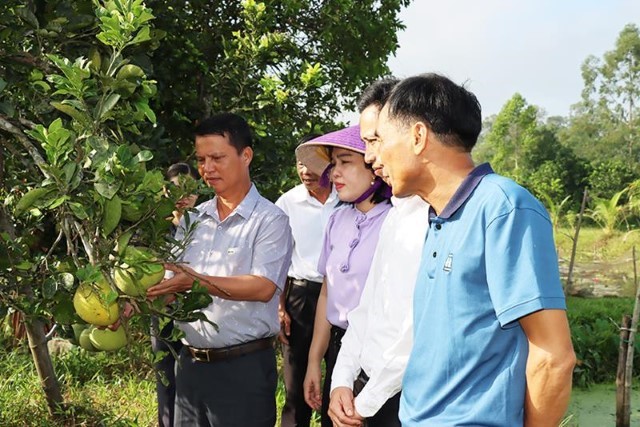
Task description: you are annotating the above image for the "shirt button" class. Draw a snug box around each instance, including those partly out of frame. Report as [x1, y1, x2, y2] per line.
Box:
[435, 224, 442, 230]
[217, 225, 222, 230]
[339, 264, 349, 273]
[432, 252, 437, 258]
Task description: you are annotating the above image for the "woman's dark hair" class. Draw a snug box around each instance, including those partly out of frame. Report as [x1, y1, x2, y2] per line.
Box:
[365, 163, 391, 205]
[166, 162, 200, 180]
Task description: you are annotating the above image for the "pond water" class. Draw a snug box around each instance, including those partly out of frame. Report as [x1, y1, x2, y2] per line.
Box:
[567, 383, 640, 426]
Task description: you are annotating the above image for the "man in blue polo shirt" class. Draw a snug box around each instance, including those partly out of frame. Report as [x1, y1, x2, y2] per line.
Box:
[374, 73, 576, 426]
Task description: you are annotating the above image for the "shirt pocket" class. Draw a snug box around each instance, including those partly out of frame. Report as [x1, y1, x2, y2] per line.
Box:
[222, 244, 253, 275]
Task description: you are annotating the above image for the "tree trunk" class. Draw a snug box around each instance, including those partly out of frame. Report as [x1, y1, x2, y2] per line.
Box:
[616, 314, 631, 427]
[24, 313, 64, 416]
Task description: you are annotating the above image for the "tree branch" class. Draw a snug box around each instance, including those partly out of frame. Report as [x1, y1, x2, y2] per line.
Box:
[0, 115, 49, 179]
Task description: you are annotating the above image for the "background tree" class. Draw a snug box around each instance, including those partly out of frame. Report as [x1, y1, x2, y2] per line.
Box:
[143, 0, 411, 199]
[562, 24, 640, 165]
[475, 93, 589, 210]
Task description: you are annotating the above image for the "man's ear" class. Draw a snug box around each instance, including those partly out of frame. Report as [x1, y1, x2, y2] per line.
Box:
[242, 146, 253, 165]
[411, 122, 429, 155]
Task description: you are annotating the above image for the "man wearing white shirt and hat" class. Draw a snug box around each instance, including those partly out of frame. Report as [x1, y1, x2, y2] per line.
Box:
[277, 136, 340, 427]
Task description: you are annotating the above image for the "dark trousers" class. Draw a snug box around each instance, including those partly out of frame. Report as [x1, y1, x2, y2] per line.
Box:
[280, 278, 323, 427]
[174, 346, 277, 427]
[353, 371, 401, 427]
[321, 325, 346, 427]
[150, 318, 183, 427]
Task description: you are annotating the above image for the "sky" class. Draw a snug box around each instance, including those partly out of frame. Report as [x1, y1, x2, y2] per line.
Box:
[343, 0, 640, 123]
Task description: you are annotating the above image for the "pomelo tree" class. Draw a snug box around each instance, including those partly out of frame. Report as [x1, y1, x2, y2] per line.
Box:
[0, 0, 210, 416]
[0, 0, 410, 417]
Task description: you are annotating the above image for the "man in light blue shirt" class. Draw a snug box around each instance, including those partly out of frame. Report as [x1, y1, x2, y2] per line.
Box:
[375, 74, 576, 426]
[148, 113, 293, 427]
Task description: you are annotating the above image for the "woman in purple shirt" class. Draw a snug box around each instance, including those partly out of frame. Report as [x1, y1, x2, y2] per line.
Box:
[296, 125, 391, 427]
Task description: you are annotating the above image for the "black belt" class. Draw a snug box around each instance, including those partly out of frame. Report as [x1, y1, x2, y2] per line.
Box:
[187, 336, 275, 363]
[288, 277, 323, 292]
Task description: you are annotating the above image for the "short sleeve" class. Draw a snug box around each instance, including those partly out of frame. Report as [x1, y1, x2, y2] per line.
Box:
[485, 207, 566, 327]
[249, 213, 293, 290]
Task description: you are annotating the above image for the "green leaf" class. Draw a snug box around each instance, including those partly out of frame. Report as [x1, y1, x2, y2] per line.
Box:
[134, 150, 153, 163]
[130, 26, 151, 45]
[15, 260, 34, 271]
[43, 278, 58, 299]
[0, 78, 7, 93]
[15, 187, 55, 215]
[94, 181, 121, 199]
[51, 296, 77, 325]
[96, 93, 121, 120]
[32, 80, 50, 92]
[102, 194, 122, 236]
[117, 231, 134, 256]
[89, 48, 102, 72]
[68, 202, 89, 220]
[51, 101, 88, 124]
[63, 162, 77, 185]
[134, 100, 156, 124]
[47, 196, 68, 209]
[0, 101, 15, 117]
[75, 265, 101, 283]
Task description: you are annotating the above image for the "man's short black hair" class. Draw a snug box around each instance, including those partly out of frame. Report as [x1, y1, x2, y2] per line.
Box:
[357, 77, 400, 113]
[386, 73, 482, 152]
[194, 113, 253, 154]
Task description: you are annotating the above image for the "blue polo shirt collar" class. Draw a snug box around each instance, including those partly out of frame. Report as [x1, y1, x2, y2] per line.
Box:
[195, 183, 260, 222]
[437, 163, 494, 219]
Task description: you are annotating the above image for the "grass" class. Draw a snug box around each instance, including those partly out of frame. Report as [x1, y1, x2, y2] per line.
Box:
[555, 226, 640, 264]
[0, 343, 156, 426]
[0, 340, 322, 426]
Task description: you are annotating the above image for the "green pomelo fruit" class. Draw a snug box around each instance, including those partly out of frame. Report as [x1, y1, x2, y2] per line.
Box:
[71, 323, 89, 343]
[73, 278, 120, 326]
[78, 327, 97, 351]
[90, 325, 127, 351]
[113, 247, 164, 296]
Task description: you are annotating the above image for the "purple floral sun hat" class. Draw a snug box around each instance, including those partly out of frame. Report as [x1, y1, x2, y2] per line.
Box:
[295, 125, 391, 201]
[295, 125, 364, 177]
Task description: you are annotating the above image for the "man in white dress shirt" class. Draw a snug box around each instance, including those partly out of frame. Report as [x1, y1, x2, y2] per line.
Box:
[328, 79, 430, 427]
[277, 137, 340, 427]
[147, 113, 293, 427]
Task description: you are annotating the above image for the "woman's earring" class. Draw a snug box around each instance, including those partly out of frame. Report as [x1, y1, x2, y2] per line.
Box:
[370, 179, 376, 186]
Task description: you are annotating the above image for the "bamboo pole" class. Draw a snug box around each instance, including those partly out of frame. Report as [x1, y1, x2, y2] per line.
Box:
[622, 246, 640, 426]
[566, 188, 588, 294]
[617, 314, 631, 427]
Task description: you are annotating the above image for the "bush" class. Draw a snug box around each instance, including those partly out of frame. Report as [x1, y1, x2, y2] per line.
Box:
[567, 296, 640, 387]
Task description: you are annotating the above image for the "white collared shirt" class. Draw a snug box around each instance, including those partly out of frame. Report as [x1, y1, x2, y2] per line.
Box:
[330, 195, 430, 417]
[276, 184, 339, 283]
[173, 184, 293, 348]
